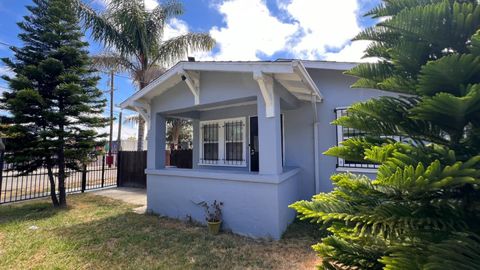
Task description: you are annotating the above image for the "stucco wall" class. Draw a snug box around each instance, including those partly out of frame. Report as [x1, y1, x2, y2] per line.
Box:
[147, 67, 395, 199]
[146, 168, 301, 239]
[280, 69, 396, 198]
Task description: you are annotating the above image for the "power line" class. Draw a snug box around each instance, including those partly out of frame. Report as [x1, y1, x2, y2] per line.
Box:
[0, 41, 144, 83]
[0, 41, 15, 48]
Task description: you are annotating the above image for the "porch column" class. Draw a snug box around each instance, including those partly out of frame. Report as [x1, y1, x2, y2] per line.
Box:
[191, 119, 200, 169]
[147, 113, 166, 169]
[257, 92, 283, 175]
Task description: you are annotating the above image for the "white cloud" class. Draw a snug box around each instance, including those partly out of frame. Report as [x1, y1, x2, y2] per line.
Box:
[281, 0, 361, 59]
[97, 0, 373, 63]
[207, 0, 298, 60]
[195, 0, 370, 62]
[0, 66, 14, 78]
[163, 18, 189, 40]
[144, 0, 159, 10]
[323, 40, 374, 63]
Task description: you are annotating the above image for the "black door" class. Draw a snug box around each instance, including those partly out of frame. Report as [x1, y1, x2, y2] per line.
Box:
[249, 116, 259, 172]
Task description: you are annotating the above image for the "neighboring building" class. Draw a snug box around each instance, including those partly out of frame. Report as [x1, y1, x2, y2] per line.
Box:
[120, 60, 394, 239]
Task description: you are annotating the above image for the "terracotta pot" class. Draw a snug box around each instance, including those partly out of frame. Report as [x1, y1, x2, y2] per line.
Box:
[207, 221, 222, 234]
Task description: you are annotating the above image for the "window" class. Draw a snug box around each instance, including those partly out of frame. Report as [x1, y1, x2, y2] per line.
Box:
[335, 108, 378, 170]
[335, 108, 404, 171]
[202, 123, 219, 162]
[199, 117, 246, 166]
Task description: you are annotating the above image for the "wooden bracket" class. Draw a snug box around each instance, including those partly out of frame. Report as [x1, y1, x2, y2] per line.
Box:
[179, 70, 200, 105]
[253, 70, 275, 117]
[132, 101, 151, 132]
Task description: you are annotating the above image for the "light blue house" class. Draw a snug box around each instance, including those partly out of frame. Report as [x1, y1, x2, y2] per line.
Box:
[120, 60, 391, 239]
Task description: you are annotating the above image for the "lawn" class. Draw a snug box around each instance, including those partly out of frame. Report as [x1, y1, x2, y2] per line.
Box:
[0, 193, 321, 269]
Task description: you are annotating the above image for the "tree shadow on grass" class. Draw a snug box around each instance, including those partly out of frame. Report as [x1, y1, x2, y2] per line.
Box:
[56, 212, 319, 269]
[0, 200, 64, 225]
[282, 218, 330, 240]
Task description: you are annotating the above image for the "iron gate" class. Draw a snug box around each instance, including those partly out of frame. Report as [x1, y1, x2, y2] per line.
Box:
[0, 153, 118, 204]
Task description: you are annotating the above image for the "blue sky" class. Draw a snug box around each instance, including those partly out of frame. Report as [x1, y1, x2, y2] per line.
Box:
[0, 0, 380, 139]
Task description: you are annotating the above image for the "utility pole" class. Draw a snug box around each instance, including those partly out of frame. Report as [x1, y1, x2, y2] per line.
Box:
[107, 71, 114, 168]
[116, 110, 123, 152]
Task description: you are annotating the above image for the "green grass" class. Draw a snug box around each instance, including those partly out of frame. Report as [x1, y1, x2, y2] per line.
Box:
[0, 193, 321, 269]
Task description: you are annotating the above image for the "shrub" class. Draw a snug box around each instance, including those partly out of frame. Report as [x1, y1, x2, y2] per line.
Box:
[290, 1, 480, 269]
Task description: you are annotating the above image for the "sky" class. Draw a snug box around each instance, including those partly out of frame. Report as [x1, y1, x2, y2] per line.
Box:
[0, 0, 381, 140]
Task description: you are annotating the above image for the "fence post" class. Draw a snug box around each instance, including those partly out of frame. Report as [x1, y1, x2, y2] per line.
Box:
[0, 151, 4, 199]
[101, 155, 105, 188]
[81, 164, 87, 192]
[116, 151, 121, 187]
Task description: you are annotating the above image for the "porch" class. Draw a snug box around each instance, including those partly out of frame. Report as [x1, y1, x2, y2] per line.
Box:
[146, 95, 304, 239]
[121, 60, 323, 239]
[146, 167, 301, 239]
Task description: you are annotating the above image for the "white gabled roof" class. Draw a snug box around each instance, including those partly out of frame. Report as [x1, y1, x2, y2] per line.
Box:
[120, 60, 357, 110]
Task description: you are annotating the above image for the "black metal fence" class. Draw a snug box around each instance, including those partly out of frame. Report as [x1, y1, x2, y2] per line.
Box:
[0, 153, 117, 204]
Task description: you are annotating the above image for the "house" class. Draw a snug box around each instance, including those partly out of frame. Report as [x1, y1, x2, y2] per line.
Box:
[120, 60, 392, 239]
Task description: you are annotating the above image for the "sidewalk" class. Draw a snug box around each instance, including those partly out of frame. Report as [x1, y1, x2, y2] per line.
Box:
[92, 187, 146, 214]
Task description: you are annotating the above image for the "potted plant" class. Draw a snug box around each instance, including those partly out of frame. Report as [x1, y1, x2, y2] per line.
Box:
[200, 200, 224, 234]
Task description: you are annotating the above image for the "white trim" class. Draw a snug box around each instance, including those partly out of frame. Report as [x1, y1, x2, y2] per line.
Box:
[119, 60, 332, 111]
[198, 101, 256, 112]
[336, 167, 378, 174]
[302, 61, 357, 71]
[199, 117, 247, 167]
[145, 167, 302, 184]
[336, 108, 346, 167]
[292, 60, 323, 102]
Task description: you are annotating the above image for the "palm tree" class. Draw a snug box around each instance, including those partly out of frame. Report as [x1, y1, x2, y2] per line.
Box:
[77, 0, 215, 150]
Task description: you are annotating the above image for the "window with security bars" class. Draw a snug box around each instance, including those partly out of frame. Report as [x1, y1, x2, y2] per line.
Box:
[202, 123, 219, 163]
[199, 118, 246, 166]
[335, 108, 405, 170]
[224, 120, 244, 165]
[335, 108, 379, 170]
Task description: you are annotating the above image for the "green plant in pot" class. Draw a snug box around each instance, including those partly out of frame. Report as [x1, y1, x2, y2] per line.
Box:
[200, 200, 224, 234]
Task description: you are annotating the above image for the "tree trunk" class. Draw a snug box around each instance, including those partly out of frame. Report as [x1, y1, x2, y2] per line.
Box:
[137, 117, 145, 151]
[58, 100, 67, 207]
[46, 164, 60, 207]
[137, 79, 147, 151]
[172, 120, 180, 149]
[57, 150, 67, 207]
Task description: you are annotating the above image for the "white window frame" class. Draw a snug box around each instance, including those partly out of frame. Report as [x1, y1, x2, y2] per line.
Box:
[335, 107, 379, 173]
[199, 117, 247, 167]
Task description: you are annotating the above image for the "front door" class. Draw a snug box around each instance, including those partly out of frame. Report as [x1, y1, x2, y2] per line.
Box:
[249, 116, 259, 172]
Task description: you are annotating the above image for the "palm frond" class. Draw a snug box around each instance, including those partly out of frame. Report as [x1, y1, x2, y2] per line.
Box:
[148, 0, 184, 40]
[124, 114, 141, 125]
[133, 64, 166, 86]
[76, 1, 134, 54]
[153, 33, 215, 66]
[90, 52, 135, 73]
